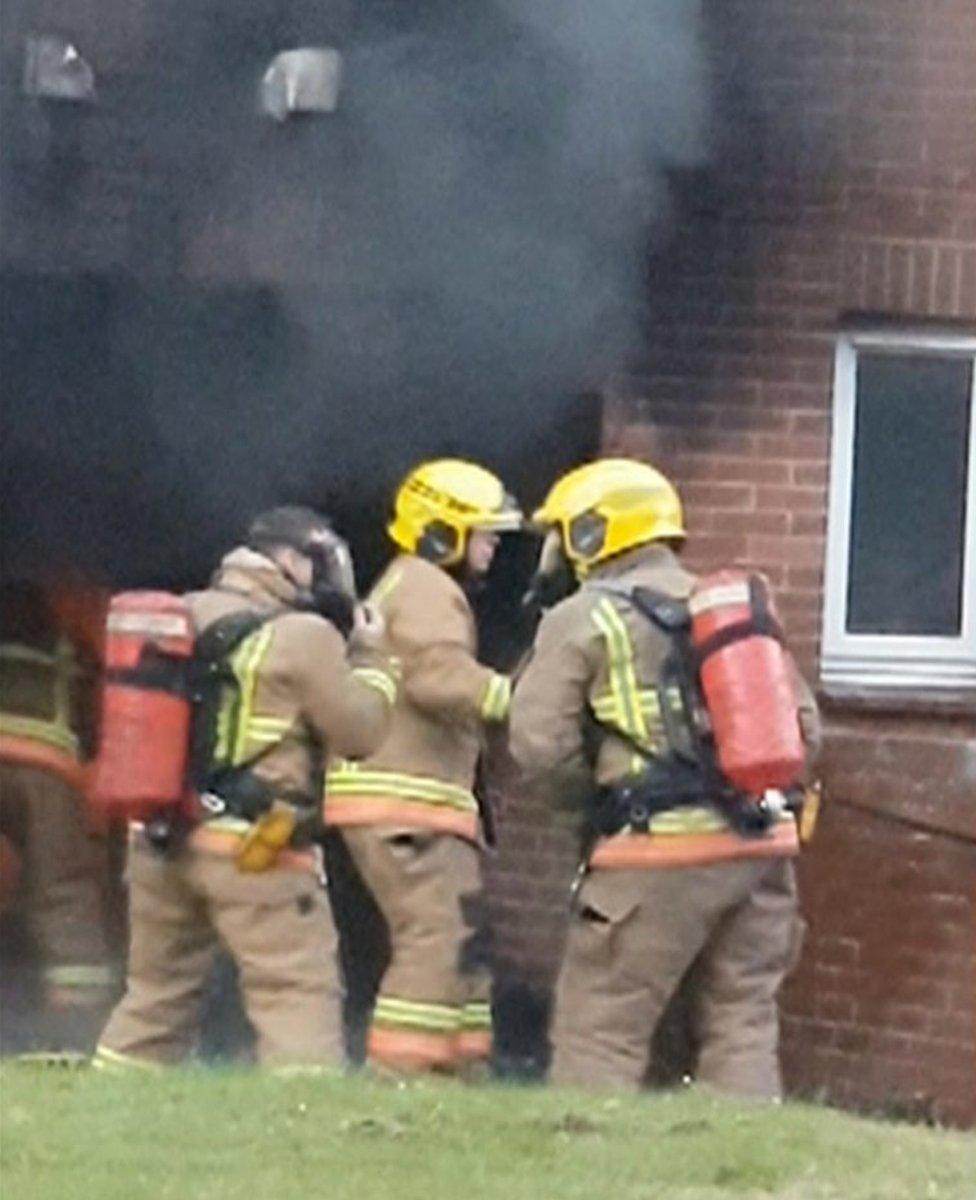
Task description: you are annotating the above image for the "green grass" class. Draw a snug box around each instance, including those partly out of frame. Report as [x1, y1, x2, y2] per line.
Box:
[1, 1065, 973, 1200]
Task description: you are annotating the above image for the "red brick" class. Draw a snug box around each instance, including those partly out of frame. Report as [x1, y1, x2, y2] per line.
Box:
[932, 246, 963, 315]
[789, 412, 831, 437]
[959, 249, 976, 317]
[747, 534, 825, 568]
[746, 510, 790, 535]
[677, 455, 790, 485]
[685, 534, 751, 565]
[681, 482, 755, 510]
[757, 434, 828, 461]
[790, 511, 828, 537]
[755, 485, 825, 512]
[759, 384, 831, 413]
[791, 463, 829, 487]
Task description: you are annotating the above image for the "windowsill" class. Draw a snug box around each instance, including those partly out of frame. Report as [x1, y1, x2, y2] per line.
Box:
[818, 684, 976, 716]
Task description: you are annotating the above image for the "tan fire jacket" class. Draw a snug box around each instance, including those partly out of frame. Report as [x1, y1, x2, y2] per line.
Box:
[510, 543, 821, 869]
[325, 554, 510, 841]
[179, 547, 399, 854]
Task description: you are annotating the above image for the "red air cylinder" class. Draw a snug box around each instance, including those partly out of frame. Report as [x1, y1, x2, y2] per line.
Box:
[689, 570, 804, 795]
[90, 592, 194, 820]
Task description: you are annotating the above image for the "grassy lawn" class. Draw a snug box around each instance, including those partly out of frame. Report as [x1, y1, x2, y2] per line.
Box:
[1, 1065, 973, 1200]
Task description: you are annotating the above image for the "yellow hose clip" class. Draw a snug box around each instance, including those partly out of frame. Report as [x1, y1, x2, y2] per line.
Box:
[235, 802, 297, 872]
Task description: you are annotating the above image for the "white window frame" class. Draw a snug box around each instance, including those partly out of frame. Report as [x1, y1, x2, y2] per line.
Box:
[821, 330, 976, 696]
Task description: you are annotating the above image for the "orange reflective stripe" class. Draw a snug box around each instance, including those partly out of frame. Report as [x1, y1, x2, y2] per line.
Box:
[325, 796, 479, 841]
[368, 1025, 456, 1073]
[454, 1029, 491, 1063]
[0, 735, 88, 791]
[589, 820, 799, 869]
[187, 826, 317, 872]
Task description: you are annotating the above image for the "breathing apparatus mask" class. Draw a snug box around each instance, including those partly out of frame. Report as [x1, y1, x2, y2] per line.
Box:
[297, 530, 357, 636]
[246, 506, 358, 636]
[521, 526, 575, 614]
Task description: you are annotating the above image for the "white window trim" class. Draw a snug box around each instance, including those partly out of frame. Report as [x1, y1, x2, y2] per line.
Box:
[821, 330, 976, 696]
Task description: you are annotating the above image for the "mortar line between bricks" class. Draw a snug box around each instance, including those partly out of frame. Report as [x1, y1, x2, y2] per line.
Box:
[830, 796, 976, 846]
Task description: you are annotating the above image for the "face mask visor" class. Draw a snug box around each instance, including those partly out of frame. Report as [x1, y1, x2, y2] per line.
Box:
[299, 529, 358, 636]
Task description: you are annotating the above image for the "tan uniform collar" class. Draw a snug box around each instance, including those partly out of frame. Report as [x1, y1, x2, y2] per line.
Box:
[587, 542, 689, 584]
[210, 546, 299, 611]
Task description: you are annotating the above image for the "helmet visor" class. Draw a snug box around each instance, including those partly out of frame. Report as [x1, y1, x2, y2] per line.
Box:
[471, 493, 523, 533]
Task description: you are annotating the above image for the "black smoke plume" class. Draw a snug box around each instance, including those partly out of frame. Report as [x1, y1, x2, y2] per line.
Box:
[1, 0, 708, 587]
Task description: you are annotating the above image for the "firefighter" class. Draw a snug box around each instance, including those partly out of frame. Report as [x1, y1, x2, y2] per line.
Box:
[509, 459, 821, 1098]
[93, 507, 399, 1071]
[0, 582, 114, 1052]
[325, 460, 522, 1074]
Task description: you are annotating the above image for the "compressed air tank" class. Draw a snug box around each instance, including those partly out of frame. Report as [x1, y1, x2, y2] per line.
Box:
[689, 570, 805, 795]
[90, 592, 194, 820]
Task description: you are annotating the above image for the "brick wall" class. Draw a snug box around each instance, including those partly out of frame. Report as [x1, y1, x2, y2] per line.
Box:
[782, 787, 976, 1127]
[491, 0, 976, 1122]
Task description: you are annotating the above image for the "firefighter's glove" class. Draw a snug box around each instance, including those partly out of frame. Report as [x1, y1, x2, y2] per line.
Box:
[235, 802, 298, 872]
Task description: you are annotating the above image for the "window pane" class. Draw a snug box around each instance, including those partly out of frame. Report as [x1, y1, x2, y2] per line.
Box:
[847, 353, 971, 636]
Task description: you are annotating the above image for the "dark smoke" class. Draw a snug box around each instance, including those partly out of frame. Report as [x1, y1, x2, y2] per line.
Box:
[1, 0, 708, 585]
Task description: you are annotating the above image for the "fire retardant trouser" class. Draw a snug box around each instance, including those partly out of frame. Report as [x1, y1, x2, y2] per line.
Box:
[95, 832, 342, 1070]
[0, 763, 113, 1045]
[550, 856, 803, 1096]
[340, 825, 490, 1072]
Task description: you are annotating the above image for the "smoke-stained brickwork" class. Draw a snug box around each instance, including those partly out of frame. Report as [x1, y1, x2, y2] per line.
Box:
[1, 0, 707, 583]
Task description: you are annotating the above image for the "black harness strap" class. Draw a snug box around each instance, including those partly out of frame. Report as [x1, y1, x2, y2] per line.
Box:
[585, 579, 780, 842]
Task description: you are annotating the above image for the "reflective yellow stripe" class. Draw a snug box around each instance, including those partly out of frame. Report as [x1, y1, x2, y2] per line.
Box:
[369, 567, 404, 610]
[245, 715, 293, 745]
[326, 764, 477, 812]
[480, 672, 510, 722]
[0, 714, 79, 757]
[374, 996, 461, 1033]
[644, 808, 795, 837]
[231, 625, 275, 763]
[0, 645, 59, 667]
[44, 963, 114, 989]
[592, 688, 661, 720]
[201, 815, 252, 836]
[460, 1001, 491, 1031]
[591, 599, 650, 760]
[213, 625, 277, 765]
[92, 1045, 163, 1072]
[0, 637, 80, 758]
[247, 716, 291, 731]
[649, 806, 727, 835]
[352, 667, 398, 706]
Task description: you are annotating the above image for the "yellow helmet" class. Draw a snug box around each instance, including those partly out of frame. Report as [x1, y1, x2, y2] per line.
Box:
[388, 458, 522, 566]
[532, 458, 684, 576]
